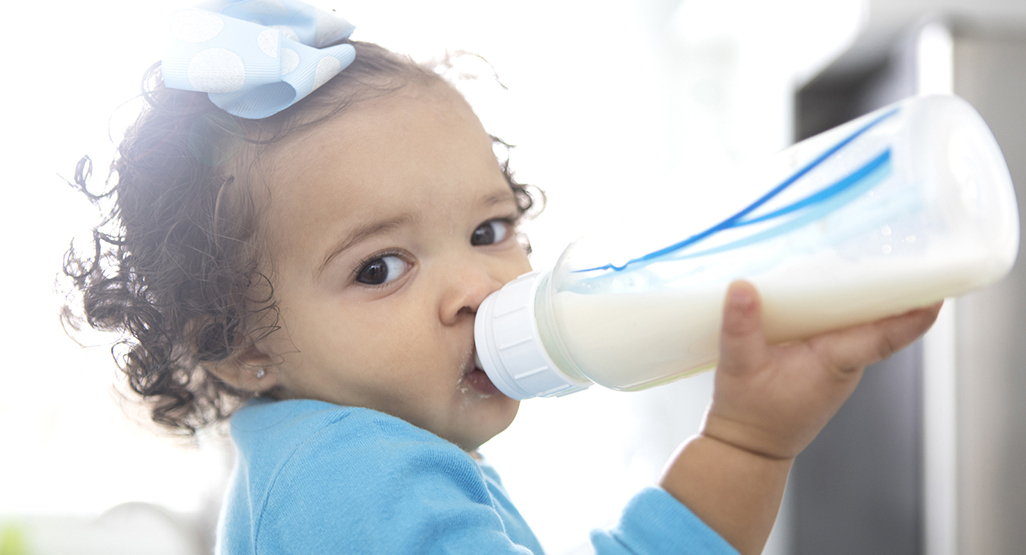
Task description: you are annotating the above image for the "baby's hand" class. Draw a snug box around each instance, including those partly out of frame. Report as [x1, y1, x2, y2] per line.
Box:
[659, 281, 940, 554]
[703, 280, 942, 460]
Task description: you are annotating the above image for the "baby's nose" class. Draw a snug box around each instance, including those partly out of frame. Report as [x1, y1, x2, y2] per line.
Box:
[439, 264, 505, 325]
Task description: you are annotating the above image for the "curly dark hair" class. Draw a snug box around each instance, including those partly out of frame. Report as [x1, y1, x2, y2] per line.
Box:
[63, 41, 541, 436]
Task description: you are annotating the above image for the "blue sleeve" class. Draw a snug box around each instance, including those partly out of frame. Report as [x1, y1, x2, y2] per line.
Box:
[253, 414, 537, 554]
[591, 488, 741, 555]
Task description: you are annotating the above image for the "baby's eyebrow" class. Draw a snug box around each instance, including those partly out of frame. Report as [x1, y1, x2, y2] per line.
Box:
[317, 214, 416, 276]
[481, 191, 517, 208]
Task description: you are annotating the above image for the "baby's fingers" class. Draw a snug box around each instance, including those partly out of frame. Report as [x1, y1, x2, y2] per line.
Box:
[808, 301, 943, 373]
[718, 281, 769, 376]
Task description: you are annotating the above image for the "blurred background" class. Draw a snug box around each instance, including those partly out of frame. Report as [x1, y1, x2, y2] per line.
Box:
[2, 0, 1024, 553]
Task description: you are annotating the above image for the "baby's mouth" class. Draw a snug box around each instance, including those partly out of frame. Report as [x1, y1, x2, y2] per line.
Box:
[461, 350, 501, 397]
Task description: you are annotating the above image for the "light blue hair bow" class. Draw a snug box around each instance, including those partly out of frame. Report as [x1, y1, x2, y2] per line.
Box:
[162, 0, 356, 119]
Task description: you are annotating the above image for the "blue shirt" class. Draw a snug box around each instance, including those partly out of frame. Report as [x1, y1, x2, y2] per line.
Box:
[216, 398, 739, 554]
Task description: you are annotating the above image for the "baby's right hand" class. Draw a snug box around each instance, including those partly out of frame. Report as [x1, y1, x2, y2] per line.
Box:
[703, 280, 941, 460]
[656, 281, 939, 553]
[658, 281, 940, 554]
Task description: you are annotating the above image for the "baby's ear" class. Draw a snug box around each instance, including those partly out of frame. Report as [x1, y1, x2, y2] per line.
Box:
[191, 314, 282, 393]
[204, 343, 281, 393]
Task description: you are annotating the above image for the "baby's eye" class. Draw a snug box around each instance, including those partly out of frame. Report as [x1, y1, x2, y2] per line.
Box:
[355, 255, 409, 286]
[471, 220, 511, 246]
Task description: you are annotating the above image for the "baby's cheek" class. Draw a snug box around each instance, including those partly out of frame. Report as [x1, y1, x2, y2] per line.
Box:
[351, 322, 432, 373]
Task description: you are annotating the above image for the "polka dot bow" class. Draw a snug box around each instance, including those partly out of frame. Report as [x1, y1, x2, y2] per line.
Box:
[162, 0, 356, 119]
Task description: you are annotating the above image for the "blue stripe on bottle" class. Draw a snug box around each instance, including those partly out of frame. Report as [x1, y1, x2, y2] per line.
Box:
[577, 107, 901, 274]
[668, 152, 892, 261]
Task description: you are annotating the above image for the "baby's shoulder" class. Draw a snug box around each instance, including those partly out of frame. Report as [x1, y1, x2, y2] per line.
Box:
[221, 400, 523, 552]
[227, 399, 493, 536]
[231, 398, 478, 484]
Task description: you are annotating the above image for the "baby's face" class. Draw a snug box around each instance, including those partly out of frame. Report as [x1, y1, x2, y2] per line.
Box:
[250, 82, 531, 451]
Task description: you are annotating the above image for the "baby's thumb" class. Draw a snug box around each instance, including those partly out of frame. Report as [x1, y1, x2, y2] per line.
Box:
[717, 281, 768, 374]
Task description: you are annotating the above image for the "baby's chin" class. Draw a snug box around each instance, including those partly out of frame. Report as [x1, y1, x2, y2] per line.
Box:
[446, 394, 520, 453]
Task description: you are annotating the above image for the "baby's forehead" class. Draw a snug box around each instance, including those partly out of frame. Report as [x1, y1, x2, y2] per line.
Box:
[261, 80, 471, 163]
[241, 79, 502, 256]
[304, 81, 481, 157]
[236, 80, 470, 189]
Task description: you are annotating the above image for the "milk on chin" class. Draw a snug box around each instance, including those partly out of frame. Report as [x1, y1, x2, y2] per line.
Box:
[550, 246, 996, 391]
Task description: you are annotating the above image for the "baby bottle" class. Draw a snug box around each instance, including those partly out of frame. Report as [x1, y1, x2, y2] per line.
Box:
[474, 94, 1019, 400]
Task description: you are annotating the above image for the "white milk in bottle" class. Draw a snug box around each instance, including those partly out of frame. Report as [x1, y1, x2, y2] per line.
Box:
[474, 95, 1019, 400]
